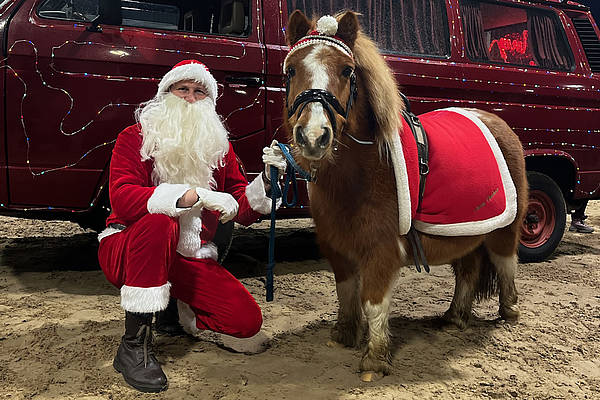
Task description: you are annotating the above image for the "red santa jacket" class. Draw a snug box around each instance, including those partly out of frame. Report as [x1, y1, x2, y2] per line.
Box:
[99, 124, 274, 260]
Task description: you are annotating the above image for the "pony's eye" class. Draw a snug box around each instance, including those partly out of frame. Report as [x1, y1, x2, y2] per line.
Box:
[342, 66, 353, 78]
[287, 66, 296, 77]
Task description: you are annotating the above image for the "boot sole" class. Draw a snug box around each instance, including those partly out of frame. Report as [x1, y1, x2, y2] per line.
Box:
[113, 358, 168, 393]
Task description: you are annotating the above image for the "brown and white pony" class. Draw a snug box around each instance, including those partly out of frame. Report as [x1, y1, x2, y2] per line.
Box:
[283, 10, 529, 380]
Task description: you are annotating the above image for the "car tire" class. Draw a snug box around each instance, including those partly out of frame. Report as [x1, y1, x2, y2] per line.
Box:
[518, 171, 566, 263]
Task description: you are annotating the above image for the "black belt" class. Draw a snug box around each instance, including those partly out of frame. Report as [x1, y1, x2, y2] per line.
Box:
[109, 223, 126, 231]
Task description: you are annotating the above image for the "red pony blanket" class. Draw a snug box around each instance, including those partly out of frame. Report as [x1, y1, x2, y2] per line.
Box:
[390, 107, 518, 236]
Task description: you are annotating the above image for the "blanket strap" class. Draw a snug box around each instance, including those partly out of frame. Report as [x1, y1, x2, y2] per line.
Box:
[400, 93, 430, 273]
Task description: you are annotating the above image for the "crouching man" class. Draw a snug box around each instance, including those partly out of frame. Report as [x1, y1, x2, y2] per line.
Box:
[97, 60, 286, 392]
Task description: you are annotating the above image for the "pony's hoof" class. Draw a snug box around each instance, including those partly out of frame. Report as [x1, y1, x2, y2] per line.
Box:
[330, 324, 359, 348]
[359, 356, 391, 376]
[360, 371, 384, 382]
[500, 304, 520, 321]
[326, 340, 345, 349]
[441, 310, 470, 330]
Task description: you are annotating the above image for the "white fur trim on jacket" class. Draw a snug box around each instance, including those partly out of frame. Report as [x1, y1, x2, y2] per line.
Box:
[176, 209, 202, 256]
[157, 63, 218, 104]
[175, 209, 219, 260]
[178, 300, 199, 334]
[245, 174, 281, 215]
[120, 282, 171, 313]
[147, 183, 191, 217]
[97, 226, 123, 242]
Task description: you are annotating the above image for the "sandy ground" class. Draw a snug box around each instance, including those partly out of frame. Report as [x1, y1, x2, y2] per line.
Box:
[1, 202, 599, 400]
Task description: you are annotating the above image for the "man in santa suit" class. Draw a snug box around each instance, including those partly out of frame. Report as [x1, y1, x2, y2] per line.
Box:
[97, 60, 286, 393]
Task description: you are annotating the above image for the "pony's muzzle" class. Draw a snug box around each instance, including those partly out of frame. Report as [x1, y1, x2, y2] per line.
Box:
[293, 125, 331, 159]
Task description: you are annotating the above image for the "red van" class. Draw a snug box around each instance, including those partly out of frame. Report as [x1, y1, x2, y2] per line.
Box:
[0, 0, 598, 261]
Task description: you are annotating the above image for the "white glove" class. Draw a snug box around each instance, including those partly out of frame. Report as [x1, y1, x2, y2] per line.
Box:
[262, 140, 287, 182]
[193, 187, 239, 223]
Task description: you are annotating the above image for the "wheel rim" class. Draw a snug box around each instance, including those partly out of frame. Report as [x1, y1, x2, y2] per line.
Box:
[521, 190, 556, 248]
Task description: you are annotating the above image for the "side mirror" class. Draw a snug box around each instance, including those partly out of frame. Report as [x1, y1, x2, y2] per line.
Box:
[87, 0, 122, 32]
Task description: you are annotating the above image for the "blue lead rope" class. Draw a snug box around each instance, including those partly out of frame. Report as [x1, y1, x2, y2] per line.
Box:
[265, 143, 312, 301]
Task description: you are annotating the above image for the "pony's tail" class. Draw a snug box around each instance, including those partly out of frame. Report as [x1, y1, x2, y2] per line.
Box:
[475, 248, 499, 301]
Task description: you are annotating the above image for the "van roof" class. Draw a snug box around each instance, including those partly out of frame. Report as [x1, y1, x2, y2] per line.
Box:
[521, 0, 589, 11]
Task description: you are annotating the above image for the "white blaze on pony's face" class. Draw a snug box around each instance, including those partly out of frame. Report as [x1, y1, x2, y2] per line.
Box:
[299, 44, 332, 157]
[285, 11, 360, 161]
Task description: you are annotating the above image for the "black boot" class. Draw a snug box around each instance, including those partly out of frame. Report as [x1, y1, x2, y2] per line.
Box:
[113, 312, 168, 393]
[155, 297, 186, 337]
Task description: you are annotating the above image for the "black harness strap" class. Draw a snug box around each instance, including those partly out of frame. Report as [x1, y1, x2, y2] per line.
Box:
[399, 92, 430, 273]
[286, 72, 357, 137]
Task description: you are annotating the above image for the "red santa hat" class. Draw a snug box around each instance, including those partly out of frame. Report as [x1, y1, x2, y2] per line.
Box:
[158, 60, 218, 103]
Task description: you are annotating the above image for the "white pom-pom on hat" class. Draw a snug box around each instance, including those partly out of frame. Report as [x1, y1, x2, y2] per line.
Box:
[316, 15, 338, 36]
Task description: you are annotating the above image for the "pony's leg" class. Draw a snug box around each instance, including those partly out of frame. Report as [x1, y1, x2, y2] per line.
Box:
[358, 242, 403, 376]
[320, 243, 362, 347]
[443, 247, 484, 330]
[485, 228, 520, 321]
[487, 250, 519, 320]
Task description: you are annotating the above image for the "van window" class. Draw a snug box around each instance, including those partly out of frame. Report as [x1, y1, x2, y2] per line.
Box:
[38, 0, 250, 36]
[460, 0, 573, 70]
[287, 0, 450, 57]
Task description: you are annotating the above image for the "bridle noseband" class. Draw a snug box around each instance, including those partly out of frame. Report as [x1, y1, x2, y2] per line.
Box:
[286, 71, 357, 136]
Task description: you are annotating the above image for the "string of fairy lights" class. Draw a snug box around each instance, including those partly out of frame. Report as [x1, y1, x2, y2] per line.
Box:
[1, 0, 598, 215]
[1, 6, 268, 212]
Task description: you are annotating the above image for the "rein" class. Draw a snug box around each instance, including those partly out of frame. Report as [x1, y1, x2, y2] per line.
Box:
[266, 143, 312, 301]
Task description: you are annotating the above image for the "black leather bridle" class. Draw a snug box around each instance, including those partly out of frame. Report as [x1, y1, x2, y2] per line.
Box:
[285, 71, 358, 135]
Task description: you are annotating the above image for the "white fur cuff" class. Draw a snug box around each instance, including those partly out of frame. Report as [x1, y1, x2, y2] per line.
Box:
[245, 174, 281, 215]
[120, 282, 171, 313]
[147, 183, 191, 216]
[177, 242, 218, 260]
[97, 226, 123, 242]
[178, 300, 199, 334]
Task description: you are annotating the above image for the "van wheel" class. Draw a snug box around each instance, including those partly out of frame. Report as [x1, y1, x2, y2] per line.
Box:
[518, 171, 566, 263]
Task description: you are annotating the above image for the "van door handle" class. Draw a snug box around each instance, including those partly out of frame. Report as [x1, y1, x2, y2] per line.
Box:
[225, 76, 263, 87]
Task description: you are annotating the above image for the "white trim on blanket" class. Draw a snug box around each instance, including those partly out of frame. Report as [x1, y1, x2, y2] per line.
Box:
[120, 282, 171, 313]
[412, 108, 518, 236]
[388, 127, 413, 236]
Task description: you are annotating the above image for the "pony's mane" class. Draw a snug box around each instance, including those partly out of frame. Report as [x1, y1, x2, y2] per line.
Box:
[352, 29, 404, 155]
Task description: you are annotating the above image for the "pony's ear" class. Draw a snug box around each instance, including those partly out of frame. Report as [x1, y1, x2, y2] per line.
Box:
[336, 11, 359, 49]
[287, 10, 312, 46]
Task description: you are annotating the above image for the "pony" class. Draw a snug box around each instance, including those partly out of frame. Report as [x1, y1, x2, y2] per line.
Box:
[282, 10, 529, 381]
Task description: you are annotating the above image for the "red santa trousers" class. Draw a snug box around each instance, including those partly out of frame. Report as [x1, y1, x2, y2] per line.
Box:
[98, 213, 262, 338]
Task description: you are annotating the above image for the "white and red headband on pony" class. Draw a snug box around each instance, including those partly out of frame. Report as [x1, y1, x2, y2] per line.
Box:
[158, 59, 219, 104]
[283, 15, 355, 73]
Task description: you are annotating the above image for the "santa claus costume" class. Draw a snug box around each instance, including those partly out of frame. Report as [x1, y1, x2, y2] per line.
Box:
[98, 60, 282, 392]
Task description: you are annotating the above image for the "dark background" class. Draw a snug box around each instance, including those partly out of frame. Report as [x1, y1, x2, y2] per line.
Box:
[576, 0, 600, 22]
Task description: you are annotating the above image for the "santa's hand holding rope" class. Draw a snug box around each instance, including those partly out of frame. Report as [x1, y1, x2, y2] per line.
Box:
[97, 60, 285, 393]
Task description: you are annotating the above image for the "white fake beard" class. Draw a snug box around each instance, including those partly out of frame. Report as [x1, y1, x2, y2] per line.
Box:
[137, 93, 230, 189]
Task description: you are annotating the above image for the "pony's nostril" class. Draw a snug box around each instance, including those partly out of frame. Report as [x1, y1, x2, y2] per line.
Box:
[295, 126, 307, 147]
[317, 127, 331, 149]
